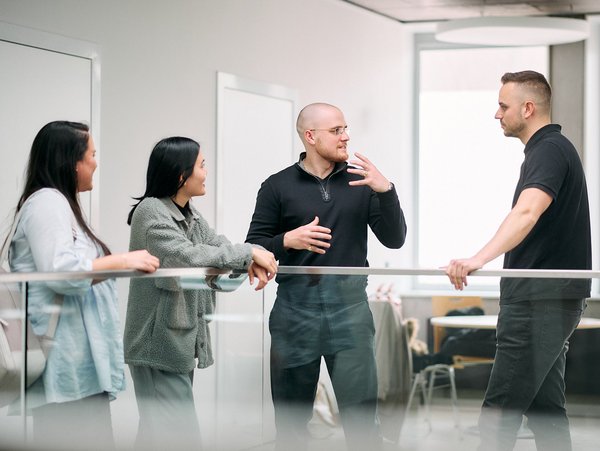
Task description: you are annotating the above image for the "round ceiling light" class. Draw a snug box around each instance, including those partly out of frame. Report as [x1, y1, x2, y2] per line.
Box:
[435, 16, 589, 46]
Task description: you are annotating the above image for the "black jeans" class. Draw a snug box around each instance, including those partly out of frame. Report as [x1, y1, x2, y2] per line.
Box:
[270, 346, 381, 451]
[478, 298, 585, 451]
[269, 278, 381, 451]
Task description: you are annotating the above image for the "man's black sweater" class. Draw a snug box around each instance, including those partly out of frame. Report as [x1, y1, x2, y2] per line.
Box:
[245, 155, 407, 271]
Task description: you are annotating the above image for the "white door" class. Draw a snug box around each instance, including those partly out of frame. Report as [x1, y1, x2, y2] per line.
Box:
[213, 72, 297, 449]
[0, 24, 99, 233]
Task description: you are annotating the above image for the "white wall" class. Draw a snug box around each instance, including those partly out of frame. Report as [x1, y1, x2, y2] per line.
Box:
[0, 0, 413, 269]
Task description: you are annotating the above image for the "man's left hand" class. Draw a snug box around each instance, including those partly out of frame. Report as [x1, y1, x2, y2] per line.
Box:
[347, 152, 391, 193]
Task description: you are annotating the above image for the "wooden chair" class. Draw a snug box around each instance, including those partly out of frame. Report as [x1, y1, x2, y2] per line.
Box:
[431, 296, 495, 366]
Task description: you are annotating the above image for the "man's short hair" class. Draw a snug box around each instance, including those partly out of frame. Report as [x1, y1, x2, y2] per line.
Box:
[501, 70, 552, 112]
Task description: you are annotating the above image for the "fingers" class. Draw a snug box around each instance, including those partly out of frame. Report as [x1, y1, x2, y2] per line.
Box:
[348, 152, 374, 172]
[447, 275, 466, 291]
[126, 250, 160, 273]
[352, 152, 371, 166]
[310, 232, 331, 244]
[261, 252, 277, 273]
[347, 172, 389, 192]
[346, 166, 369, 178]
[147, 254, 160, 270]
[248, 264, 269, 291]
[266, 259, 278, 274]
[303, 221, 332, 253]
[347, 153, 390, 193]
[143, 262, 159, 273]
[247, 266, 255, 285]
[445, 260, 471, 291]
[305, 240, 329, 254]
[348, 168, 371, 186]
[306, 233, 333, 250]
[256, 271, 268, 290]
[446, 273, 464, 290]
[284, 220, 333, 253]
[143, 252, 160, 272]
[304, 218, 331, 240]
[252, 249, 278, 275]
[255, 279, 267, 291]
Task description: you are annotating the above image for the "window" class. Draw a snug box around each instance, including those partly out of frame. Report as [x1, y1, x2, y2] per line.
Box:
[415, 39, 548, 290]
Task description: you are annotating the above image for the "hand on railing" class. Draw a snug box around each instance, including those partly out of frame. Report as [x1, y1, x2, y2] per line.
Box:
[443, 256, 484, 291]
[247, 262, 272, 291]
[121, 250, 160, 273]
[247, 248, 278, 290]
[92, 250, 160, 273]
[251, 248, 277, 275]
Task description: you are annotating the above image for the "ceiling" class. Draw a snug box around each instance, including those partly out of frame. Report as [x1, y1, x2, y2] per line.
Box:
[342, 0, 600, 23]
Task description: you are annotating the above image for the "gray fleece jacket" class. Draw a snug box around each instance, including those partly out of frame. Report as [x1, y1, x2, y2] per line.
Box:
[124, 197, 253, 373]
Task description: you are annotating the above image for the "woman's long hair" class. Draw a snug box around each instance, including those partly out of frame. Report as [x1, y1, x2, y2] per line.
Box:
[127, 137, 200, 225]
[10, 121, 110, 256]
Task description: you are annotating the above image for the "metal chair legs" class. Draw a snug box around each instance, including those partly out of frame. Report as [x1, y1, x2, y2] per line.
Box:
[405, 364, 462, 436]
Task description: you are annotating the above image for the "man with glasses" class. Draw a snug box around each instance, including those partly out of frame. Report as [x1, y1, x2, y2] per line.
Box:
[246, 102, 406, 450]
[445, 71, 591, 451]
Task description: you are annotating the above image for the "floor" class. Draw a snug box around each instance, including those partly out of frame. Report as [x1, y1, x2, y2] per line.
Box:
[248, 391, 600, 451]
[1, 390, 598, 450]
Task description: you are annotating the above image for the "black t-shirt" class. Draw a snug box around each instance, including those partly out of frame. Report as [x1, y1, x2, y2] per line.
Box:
[500, 124, 591, 303]
[171, 199, 191, 217]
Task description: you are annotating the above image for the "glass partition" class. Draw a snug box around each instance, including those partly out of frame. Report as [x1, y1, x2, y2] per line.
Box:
[414, 42, 549, 292]
[1, 268, 599, 450]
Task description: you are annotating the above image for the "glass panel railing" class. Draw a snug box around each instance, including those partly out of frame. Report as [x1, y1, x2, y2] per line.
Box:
[0, 278, 28, 449]
[1, 268, 600, 450]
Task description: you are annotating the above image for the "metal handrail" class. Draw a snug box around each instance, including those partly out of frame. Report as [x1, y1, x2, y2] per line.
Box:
[0, 266, 598, 283]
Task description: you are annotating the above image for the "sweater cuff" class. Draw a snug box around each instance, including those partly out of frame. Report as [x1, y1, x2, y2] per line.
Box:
[243, 243, 255, 268]
[273, 233, 287, 261]
[376, 184, 399, 205]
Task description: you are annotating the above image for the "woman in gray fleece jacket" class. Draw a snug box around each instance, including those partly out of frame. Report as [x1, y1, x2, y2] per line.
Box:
[124, 136, 276, 450]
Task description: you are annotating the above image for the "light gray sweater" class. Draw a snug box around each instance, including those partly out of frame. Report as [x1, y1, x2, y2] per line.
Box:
[124, 197, 253, 373]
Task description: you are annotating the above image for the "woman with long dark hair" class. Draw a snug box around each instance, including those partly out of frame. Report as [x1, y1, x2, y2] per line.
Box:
[124, 136, 277, 449]
[5, 121, 159, 449]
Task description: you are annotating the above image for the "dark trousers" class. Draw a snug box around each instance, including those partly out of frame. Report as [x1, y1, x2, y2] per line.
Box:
[32, 392, 114, 450]
[271, 346, 382, 451]
[478, 299, 585, 451]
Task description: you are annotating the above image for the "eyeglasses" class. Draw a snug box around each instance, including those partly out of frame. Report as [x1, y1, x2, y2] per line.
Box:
[308, 126, 349, 136]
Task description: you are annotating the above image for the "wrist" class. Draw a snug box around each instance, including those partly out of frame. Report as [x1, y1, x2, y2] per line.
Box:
[377, 182, 393, 193]
[282, 232, 290, 250]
